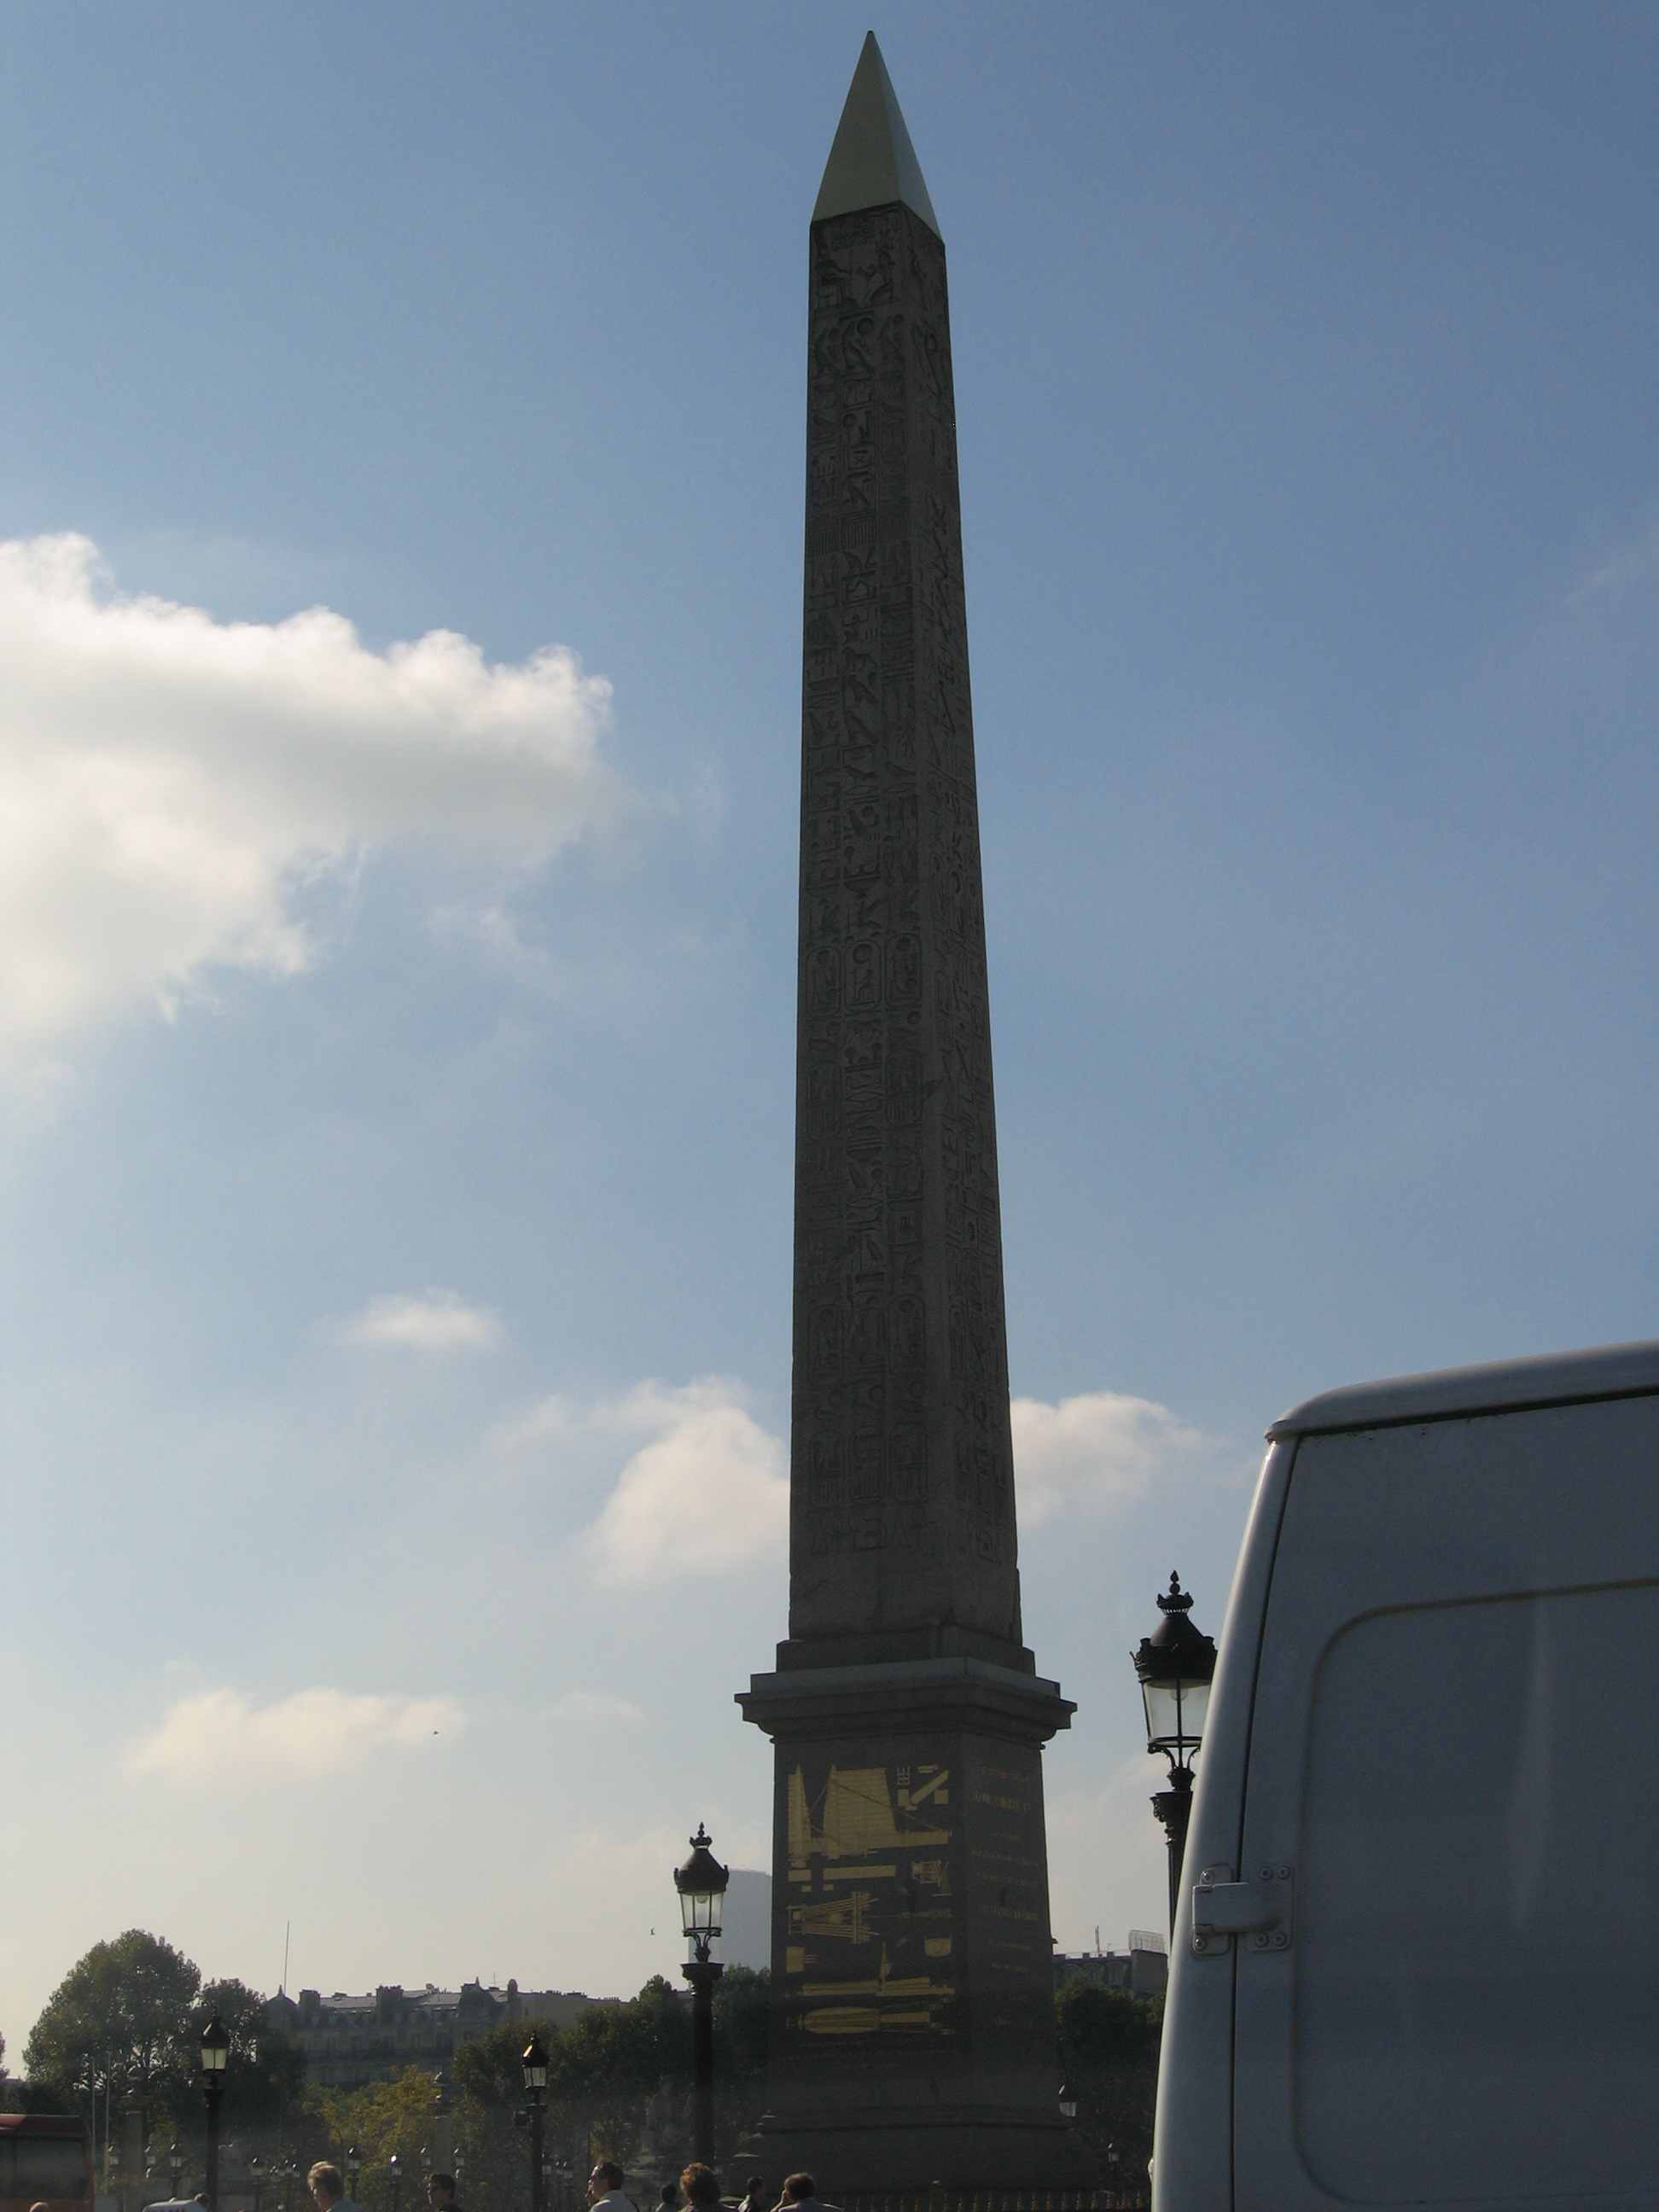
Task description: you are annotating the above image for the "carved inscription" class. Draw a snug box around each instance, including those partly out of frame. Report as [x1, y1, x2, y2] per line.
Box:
[791, 205, 1020, 1634]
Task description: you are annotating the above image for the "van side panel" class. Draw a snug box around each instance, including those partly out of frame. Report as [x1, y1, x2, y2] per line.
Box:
[1152, 1439, 1295, 2212]
[1231, 1394, 1659, 2211]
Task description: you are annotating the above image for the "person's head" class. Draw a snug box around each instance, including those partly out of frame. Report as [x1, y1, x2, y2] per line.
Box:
[309, 2168, 345, 2212]
[428, 2178, 457, 2207]
[679, 2166, 721, 2209]
[585, 2163, 626, 2206]
[657, 2190, 679, 2209]
[741, 2181, 767, 2208]
[783, 2180, 816, 2203]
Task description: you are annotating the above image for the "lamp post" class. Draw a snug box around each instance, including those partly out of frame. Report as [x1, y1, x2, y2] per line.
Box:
[674, 1823, 729, 2168]
[250, 2156, 265, 2212]
[199, 2012, 230, 2212]
[521, 2037, 549, 2212]
[389, 2154, 404, 2212]
[1133, 1572, 1218, 1939]
[345, 2150, 361, 2204]
[432, 2072, 451, 2180]
[168, 2145, 183, 2201]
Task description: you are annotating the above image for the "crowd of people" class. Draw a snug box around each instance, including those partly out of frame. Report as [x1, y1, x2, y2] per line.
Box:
[304, 2157, 837, 2212]
[644, 2168, 835, 2212]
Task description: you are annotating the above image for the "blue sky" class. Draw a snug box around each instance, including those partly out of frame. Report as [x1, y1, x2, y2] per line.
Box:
[2, 3, 1656, 2050]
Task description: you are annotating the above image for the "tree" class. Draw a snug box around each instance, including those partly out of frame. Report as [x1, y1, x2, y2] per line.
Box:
[21, 1936, 302, 2158]
[709, 1969, 769, 2157]
[1056, 1978, 1163, 2183]
[442, 1972, 773, 2209]
[312, 2069, 441, 2212]
[188, 1979, 306, 2138]
[24, 1932, 201, 2107]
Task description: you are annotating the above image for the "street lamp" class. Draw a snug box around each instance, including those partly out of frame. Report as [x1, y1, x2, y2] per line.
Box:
[389, 2154, 404, 2212]
[345, 2149, 361, 2203]
[1133, 1572, 1218, 1939]
[168, 2145, 183, 2200]
[674, 1822, 729, 2168]
[432, 2072, 451, 2182]
[521, 2036, 549, 2212]
[199, 2013, 230, 2212]
[249, 2155, 265, 2212]
[1058, 2081, 1076, 2121]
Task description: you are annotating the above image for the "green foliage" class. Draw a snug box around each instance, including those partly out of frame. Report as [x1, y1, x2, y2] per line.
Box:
[708, 1968, 768, 2088]
[1055, 1978, 1163, 2183]
[0, 2077, 72, 2116]
[449, 1981, 693, 2183]
[22, 1938, 775, 2207]
[21, 1933, 303, 2153]
[25, 1931, 202, 2104]
[439, 1971, 773, 2209]
[312, 2070, 443, 2212]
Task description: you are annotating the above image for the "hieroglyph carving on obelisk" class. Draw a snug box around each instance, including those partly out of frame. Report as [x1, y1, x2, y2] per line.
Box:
[738, 35, 1086, 2195]
[788, 37, 1021, 1667]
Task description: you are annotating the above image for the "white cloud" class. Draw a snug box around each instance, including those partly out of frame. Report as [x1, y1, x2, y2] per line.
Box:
[125, 1685, 463, 1783]
[546, 1691, 641, 1726]
[534, 1377, 1208, 1582]
[584, 1377, 788, 1586]
[0, 533, 628, 1079]
[493, 1393, 576, 1450]
[1012, 1388, 1214, 1526]
[337, 1289, 502, 1352]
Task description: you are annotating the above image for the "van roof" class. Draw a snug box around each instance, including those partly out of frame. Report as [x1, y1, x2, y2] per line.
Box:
[1269, 1336, 1659, 1441]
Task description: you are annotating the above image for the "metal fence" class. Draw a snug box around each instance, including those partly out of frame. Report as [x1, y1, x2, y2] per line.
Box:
[840, 2193, 1147, 2212]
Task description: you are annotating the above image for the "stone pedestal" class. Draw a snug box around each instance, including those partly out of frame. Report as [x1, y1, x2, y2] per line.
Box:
[736, 1659, 1090, 2192]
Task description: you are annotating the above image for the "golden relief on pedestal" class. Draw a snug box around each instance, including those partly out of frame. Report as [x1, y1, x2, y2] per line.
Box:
[783, 1758, 958, 2041]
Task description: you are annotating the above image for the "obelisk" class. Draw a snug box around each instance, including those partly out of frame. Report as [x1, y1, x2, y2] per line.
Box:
[737, 36, 1085, 2192]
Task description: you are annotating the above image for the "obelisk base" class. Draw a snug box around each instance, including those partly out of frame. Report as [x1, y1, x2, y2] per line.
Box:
[735, 1660, 1096, 2194]
[729, 2104, 1091, 2198]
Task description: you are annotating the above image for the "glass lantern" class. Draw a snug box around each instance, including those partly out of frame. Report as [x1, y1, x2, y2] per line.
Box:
[674, 1823, 730, 1947]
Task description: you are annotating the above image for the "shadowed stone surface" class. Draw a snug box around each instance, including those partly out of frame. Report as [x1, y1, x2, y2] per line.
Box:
[736, 36, 1086, 2194]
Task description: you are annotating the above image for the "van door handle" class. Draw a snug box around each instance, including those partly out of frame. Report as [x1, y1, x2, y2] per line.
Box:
[1191, 1865, 1294, 1953]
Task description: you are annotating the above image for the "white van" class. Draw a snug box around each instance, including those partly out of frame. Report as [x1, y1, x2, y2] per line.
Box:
[1153, 1338, 1659, 2212]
